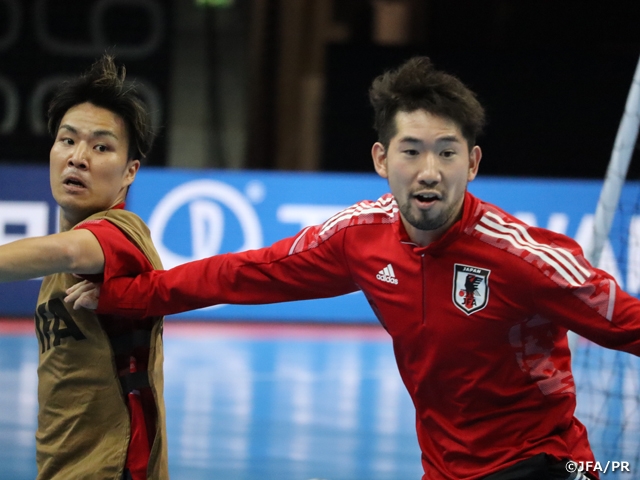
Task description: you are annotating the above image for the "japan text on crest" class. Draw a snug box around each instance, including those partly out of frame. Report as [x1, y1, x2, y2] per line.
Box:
[452, 264, 491, 315]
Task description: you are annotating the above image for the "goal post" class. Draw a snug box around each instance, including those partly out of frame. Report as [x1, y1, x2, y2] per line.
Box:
[589, 55, 640, 267]
[571, 54, 640, 478]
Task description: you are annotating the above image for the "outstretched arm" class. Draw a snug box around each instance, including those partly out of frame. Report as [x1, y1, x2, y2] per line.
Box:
[0, 229, 104, 282]
[93, 228, 358, 319]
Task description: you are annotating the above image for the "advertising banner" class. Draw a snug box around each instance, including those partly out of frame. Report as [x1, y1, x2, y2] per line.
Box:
[0, 165, 57, 316]
[1, 164, 638, 321]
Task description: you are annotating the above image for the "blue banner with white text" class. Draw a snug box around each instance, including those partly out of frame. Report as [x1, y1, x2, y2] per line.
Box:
[1, 164, 638, 321]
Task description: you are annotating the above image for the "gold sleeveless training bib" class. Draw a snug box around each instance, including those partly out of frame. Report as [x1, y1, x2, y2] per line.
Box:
[34, 209, 168, 480]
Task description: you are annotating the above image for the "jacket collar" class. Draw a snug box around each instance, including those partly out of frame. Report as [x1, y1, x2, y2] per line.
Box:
[395, 190, 479, 254]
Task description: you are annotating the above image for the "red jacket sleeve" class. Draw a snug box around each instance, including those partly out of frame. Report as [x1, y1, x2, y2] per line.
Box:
[529, 232, 640, 356]
[76, 220, 154, 281]
[97, 225, 359, 318]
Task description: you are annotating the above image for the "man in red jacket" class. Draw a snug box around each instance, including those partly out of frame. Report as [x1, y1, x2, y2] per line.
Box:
[66, 57, 635, 479]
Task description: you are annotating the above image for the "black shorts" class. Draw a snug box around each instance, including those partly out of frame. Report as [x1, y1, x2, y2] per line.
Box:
[483, 453, 595, 480]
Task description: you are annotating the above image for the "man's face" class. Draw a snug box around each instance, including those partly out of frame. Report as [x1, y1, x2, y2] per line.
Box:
[50, 102, 139, 229]
[372, 109, 481, 246]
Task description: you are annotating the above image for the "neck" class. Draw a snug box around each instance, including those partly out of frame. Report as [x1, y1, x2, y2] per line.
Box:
[402, 217, 449, 247]
[59, 211, 80, 232]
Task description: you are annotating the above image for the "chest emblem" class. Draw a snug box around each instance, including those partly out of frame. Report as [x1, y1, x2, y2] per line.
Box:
[452, 264, 490, 315]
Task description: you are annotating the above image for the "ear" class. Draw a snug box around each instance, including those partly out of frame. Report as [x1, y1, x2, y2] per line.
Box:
[467, 145, 482, 182]
[123, 159, 140, 188]
[372, 142, 389, 179]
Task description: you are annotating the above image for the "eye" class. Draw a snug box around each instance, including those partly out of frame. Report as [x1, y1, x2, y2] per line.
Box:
[60, 137, 74, 145]
[441, 150, 456, 158]
[403, 149, 419, 156]
[95, 144, 109, 153]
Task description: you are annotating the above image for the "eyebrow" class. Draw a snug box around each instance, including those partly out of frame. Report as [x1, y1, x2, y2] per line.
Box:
[58, 124, 119, 140]
[435, 135, 462, 144]
[398, 136, 423, 145]
[398, 135, 462, 145]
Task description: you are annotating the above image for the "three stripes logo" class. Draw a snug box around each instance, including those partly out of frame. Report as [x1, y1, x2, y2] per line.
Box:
[376, 264, 398, 285]
[474, 211, 590, 288]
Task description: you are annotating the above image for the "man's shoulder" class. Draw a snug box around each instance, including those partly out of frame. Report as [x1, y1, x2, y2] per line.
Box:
[288, 194, 399, 255]
[467, 196, 589, 284]
[469, 196, 578, 248]
[76, 208, 145, 230]
[317, 194, 399, 236]
[335, 194, 399, 225]
[77, 209, 151, 243]
[75, 208, 162, 269]
[102, 208, 148, 231]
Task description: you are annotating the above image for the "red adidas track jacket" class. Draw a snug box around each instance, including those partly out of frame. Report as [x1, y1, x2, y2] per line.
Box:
[97, 191, 640, 479]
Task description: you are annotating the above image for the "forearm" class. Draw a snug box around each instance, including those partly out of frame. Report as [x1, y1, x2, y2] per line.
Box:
[0, 230, 104, 282]
[0, 236, 75, 281]
[98, 247, 357, 319]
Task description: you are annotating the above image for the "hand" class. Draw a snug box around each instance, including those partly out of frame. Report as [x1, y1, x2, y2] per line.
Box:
[65, 279, 101, 310]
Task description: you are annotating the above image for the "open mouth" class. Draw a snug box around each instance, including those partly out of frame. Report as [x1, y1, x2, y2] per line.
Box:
[413, 192, 441, 205]
[63, 177, 87, 189]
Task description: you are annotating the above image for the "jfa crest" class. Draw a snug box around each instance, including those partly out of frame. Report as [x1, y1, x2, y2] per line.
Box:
[452, 264, 490, 315]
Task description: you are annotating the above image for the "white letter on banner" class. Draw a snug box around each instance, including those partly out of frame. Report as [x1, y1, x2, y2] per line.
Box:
[514, 212, 537, 227]
[574, 214, 622, 283]
[0, 201, 49, 245]
[148, 179, 262, 269]
[546, 213, 569, 234]
[189, 200, 224, 260]
[513, 212, 569, 234]
[277, 205, 348, 229]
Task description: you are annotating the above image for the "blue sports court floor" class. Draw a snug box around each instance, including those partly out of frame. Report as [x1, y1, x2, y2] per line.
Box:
[0, 319, 423, 480]
[1, 319, 638, 480]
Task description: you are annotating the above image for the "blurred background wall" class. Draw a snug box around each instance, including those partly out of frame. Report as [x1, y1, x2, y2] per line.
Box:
[0, 0, 639, 177]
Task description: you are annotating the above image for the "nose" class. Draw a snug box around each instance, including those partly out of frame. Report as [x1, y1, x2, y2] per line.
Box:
[67, 143, 89, 169]
[416, 153, 441, 186]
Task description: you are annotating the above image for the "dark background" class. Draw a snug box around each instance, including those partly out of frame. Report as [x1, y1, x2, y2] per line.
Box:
[0, 0, 171, 166]
[0, 0, 639, 179]
[322, 1, 640, 179]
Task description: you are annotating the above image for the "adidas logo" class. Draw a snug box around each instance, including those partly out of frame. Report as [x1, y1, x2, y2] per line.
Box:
[376, 263, 398, 285]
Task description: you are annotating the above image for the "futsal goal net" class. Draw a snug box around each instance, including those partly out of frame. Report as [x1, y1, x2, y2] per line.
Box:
[572, 54, 640, 477]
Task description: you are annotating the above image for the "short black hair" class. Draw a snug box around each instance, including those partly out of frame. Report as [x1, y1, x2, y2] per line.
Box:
[369, 56, 486, 150]
[47, 54, 155, 161]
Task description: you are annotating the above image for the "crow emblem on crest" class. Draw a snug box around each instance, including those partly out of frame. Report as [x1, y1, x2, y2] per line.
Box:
[452, 264, 491, 314]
